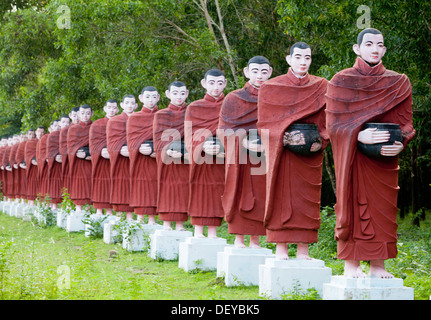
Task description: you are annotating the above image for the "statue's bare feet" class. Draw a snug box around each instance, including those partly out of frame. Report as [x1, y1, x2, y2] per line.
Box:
[344, 260, 367, 278]
[207, 226, 219, 239]
[234, 235, 246, 248]
[163, 221, 173, 231]
[249, 235, 261, 248]
[275, 243, 289, 260]
[370, 260, 394, 278]
[297, 243, 312, 260]
[194, 225, 205, 238]
[175, 222, 186, 231]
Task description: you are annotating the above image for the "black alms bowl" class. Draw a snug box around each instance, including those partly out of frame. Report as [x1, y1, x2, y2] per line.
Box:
[168, 140, 187, 156]
[357, 123, 402, 159]
[284, 123, 321, 156]
[143, 140, 154, 154]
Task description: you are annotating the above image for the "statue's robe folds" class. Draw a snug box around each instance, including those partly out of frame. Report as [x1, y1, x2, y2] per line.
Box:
[46, 131, 63, 204]
[0, 147, 5, 197]
[36, 134, 49, 198]
[67, 121, 93, 206]
[217, 82, 266, 236]
[10, 143, 20, 199]
[59, 126, 71, 193]
[326, 57, 416, 260]
[107, 112, 133, 213]
[89, 117, 112, 210]
[153, 103, 189, 222]
[2, 147, 12, 198]
[257, 69, 329, 243]
[16, 140, 28, 199]
[127, 107, 158, 216]
[24, 138, 39, 200]
[185, 94, 225, 227]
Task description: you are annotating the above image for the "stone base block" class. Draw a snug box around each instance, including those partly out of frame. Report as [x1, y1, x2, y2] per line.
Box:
[217, 246, 274, 286]
[103, 217, 121, 244]
[178, 237, 228, 272]
[84, 214, 111, 237]
[56, 210, 69, 229]
[14, 203, 27, 218]
[149, 229, 193, 260]
[259, 258, 332, 299]
[122, 223, 163, 251]
[322, 275, 414, 300]
[66, 211, 86, 232]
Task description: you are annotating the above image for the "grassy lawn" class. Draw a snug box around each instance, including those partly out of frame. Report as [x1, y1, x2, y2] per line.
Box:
[0, 206, 429, 300]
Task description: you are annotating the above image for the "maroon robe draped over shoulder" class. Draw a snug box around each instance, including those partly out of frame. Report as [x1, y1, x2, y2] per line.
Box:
[15, 140, 28, 199]
[89, 117, 112, 209]
[0, 147, 5, 198]
[217, 82, 266, 236]
[107, 112, 133, 212]
[127, 107, 158, 215]
[46, 130, 63, 204]
[25, 138, 39, 200]
[2, 147, 11, 198]
[326, 57, 416, 260]
[258, 69, 329, 243]
[153, 103, 189, 222]
[36, 134, 49, 198]
[67, 121, 93, 205]
[59, 126, 71, 193]
[10, 143, 20, 198]
[185, 94, 225, 226]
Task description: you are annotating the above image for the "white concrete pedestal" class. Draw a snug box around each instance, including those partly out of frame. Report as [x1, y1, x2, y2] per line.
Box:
[4, 202, 14, 216]
[178, 237, 228, 272]
[66, 211, 86, 232]
[122, 223, 163, 251]
[103, 216, 121, 244]
[22, 205, 34, 221]
[322, 276, 414, 300]
[56, 210, 69, 229]
[217, 246, 274, 286]
[149, 229, 193, 260]
[259, 258, 332, 299]
[84, 214, 111, 237]
[13, 203, 27, 218]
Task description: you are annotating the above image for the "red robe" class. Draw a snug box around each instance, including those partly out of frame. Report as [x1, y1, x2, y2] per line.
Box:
[46, 130, 63, 204]
[67, 121, 93, 205]
[127, 107, 158, 215]
[217, 82, 266, 236]
[257, 69, 329, 243]
[0, 147, 5, 198]
[2, 146, 12, 198]
[36, 134, 49, 198]
[59, 126, 71, 193]
[106, 112, 133, 212]
[24, 138, 39, 201]
[9, 143, 19, 198]
[153, 103, 189, 222]
[185, 94, 225, 226]
[15, 140, 28, 199]
[326, 57, 416, 260]
[89, 117, 112, 209]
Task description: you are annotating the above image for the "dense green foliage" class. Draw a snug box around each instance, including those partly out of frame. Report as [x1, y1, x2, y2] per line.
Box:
[0, 0, 429, 210]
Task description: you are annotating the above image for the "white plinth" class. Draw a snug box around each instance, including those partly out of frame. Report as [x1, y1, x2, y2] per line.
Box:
[178, 237, 228, 272]
[22, 205, 34, 221]
[103, 217, 121, 244]
[84, 214, 111, 237]
[56, 210, 69, 229]
[14, 203, 27, 218]
[4, 202, 14, 216]
[66, 211, 86, 232]
[322, 275, 414, 300]
[122, 223, 163, 251]
[149, 229, 193, 260]
[217, 246, 275, 286]
[259, 258, 332, 299]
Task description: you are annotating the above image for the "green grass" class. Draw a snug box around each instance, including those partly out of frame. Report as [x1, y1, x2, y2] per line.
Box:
[0, 206, 430, 300]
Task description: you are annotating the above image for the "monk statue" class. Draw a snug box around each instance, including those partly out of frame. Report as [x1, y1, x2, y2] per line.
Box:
[258, 42, 329, 259]
[46, 119, 63, 209]
[153, 81, 190, 231]
[90, 99, 118, 216]
[184, 69, 227, 238]
[15, 133, 28, 202]
[127, 87, 160, 223]
[67, 104, 94, 212]
[326, 28, 416, 278]
[217, 56, 272, 248]
[107, 95, 138, 220]
[25, 127, 45, 205]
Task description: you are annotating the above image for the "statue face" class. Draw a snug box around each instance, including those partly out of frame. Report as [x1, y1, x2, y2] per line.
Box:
[35, 128, 45, 139]
[120, 97, 137, 115]
[51, 121, 60, 131]
[139, 91, 160, 110]
[286, 47, 312, 76]
[103, 102, 119, 118]
[243, 63, 272, 88]
[353, 33, 386, 64]
[69, 111, 79, 124]
[166, 86, 188, 107]
[27, 131, 36, 140]
[201, 75, 227, 98]
[78, 107, 93, 123]
[59, 117, 70, 129]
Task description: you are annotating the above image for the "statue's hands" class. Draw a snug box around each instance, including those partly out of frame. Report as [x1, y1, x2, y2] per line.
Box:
[120, 145, 129, 157]
[76, 150, 86, 159]
[166, 149, 182, 159]
[139, 143, 153, 155]
[55, 154, 62, 163]
[13, 164, 18, 169]
[358, 128, 390, 144]
[242, 137, 264, 153]
[19, 163, 26, 169]
[101, 147, 110, 159]
[31, 159, 37, 166]
[203, 140, 220, 155]
[381, 141, 404, 157]
[283, 130, 305, 146]
[150, 152, 156, 158]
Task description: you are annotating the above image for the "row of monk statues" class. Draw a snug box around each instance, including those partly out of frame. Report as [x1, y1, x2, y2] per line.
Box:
[0, 29, 415, 279]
